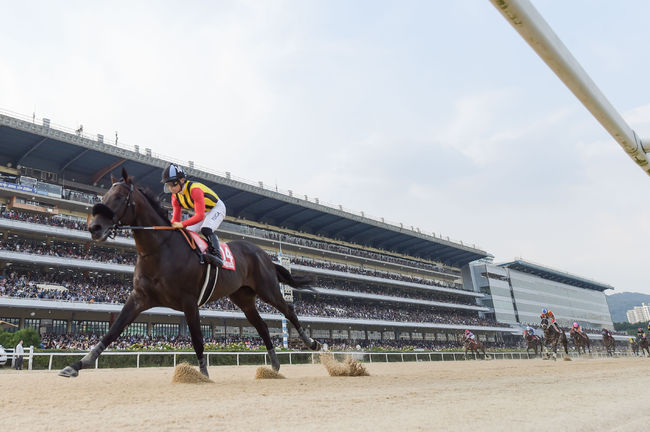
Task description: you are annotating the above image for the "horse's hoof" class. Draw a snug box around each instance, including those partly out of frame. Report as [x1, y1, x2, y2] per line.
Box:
[59, 366, 79, 378]
[311, 339, 321, 351]
[200, 367, 210, 378]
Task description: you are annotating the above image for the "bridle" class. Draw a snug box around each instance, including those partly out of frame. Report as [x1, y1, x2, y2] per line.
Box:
[91, 181, 135, 239]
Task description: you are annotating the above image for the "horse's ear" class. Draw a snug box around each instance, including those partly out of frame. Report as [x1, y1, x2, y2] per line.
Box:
[110, 174, 117, 184]
[122, 167, 130, 183]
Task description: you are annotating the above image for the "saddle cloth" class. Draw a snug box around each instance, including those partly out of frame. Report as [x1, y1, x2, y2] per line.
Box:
[187, 231, 236, 270]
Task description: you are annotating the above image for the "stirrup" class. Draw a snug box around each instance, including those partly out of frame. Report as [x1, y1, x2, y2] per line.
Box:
[202, 252, 223, 267]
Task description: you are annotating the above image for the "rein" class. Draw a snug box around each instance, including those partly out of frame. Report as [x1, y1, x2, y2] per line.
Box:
[118, 225, 198, 251]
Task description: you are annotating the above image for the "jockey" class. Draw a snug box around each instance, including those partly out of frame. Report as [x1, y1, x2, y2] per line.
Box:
[601, 328, 612, 338]
[162, 163, 225, 267]
[540, 308, 562, 334]
[572, 322, 583, 334]
[636, 327, 647, 343]
[525, 325, 536, 337]
[464, 329, 476, 343]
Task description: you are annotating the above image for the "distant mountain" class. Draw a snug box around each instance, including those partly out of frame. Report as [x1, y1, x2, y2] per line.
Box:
[606, 292, 650, 322]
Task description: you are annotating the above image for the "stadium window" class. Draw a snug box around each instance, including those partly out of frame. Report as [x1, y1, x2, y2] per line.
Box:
[24, 318, 40, 331]
[122, 322, 147, 336]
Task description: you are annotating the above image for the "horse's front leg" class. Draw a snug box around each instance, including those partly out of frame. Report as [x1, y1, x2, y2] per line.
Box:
[184, 303, 208, 377]
[59, 293, 148, 377]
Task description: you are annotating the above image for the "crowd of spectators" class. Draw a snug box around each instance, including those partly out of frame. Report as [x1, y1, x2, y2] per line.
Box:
[290, 257, 464, 292]
[314, 277, 477, 306]
[0, 270, 507, 328]
[0, 236, 136, 265]
[0, 208, 131, 238]
[238, 225, 460, 277]
[38, 333, 518, 351]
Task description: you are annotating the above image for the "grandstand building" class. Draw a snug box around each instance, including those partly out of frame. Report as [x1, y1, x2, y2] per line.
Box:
[0, 111, 516, 350]
[466, 260, 614, 330]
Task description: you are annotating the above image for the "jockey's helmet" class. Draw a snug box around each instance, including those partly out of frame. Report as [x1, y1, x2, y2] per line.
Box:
[542, 308, 547, 315]
[464, 329, 470, 334]
[573, 322, 578, 328]
[162, 163, 186, 184]
[639, 328, 643, 332]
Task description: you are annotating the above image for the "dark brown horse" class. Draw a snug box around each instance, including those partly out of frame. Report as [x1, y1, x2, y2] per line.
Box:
[601, 332, 615, 356]
[630, 339, 639, 356]
[524, 332, 543, 358]
[540, 317, 568, 359]
[59, 168, 320, 378]
[639, 337, 650, 357]
[570, 329, 591, 355]
[463, 338, 489, 360]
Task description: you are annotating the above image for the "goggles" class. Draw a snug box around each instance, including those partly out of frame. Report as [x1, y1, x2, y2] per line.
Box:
[163, 180, 180, 193]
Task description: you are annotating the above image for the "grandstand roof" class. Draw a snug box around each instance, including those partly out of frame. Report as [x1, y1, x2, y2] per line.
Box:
[0, 112, 489, 267]
[499, 259, 613, 292]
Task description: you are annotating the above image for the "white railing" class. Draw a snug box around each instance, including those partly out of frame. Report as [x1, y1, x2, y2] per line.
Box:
[24, 349, 639, 371]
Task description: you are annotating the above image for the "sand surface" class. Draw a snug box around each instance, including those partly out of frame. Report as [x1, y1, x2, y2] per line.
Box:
[2, 357, 649, 431]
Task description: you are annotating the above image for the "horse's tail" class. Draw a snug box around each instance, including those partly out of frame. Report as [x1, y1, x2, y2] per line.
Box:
[274, 264, 316, 292]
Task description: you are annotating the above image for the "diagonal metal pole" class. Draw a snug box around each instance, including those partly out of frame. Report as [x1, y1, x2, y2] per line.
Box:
[490, 0, 650, 176]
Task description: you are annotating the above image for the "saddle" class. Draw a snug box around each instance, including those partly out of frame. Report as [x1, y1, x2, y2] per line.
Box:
[181, 230, 236, 270]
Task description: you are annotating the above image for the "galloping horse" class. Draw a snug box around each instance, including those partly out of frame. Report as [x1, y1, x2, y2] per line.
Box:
[570, 329, 591, 355]
[524, 332, 543, 358]
[59, 169, 320, 378]
[602, 333, 616, 356]
[464, 338, 489, 360]
[540, 317, 568, 359]
[639, 337, 650, 357]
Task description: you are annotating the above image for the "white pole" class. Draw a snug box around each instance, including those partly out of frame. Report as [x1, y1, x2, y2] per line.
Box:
[490, 0, 650, 175]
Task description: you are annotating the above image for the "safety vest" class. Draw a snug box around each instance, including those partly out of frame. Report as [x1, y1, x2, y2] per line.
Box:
[175, 180, 219, 211]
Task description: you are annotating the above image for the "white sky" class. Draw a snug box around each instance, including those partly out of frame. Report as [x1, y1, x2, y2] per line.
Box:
[2, 1, 650, 295]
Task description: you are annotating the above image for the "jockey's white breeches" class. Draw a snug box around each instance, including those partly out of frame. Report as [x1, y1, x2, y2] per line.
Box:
[186, 200, 226, 233]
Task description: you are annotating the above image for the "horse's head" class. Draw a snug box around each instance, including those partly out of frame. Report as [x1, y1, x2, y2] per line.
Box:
[88, 168, 136, 241]
[540, 317, 549, 330]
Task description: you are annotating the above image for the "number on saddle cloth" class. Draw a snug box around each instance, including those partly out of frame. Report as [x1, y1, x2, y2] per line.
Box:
[185, 231, 236, 270]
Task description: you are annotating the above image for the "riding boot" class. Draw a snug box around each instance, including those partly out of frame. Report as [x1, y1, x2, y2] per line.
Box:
[201, 227, 224, 267]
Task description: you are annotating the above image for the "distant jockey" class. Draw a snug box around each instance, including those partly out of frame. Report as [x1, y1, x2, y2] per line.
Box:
[524, 326, 536, 338]
[464, 329, 476, 343]
[572, 322, 583, 335]
[636, 328, 647, 343]
[540, 308, 562, 334]
[162, 163, 225, 267]
[601, 328, 612, 338]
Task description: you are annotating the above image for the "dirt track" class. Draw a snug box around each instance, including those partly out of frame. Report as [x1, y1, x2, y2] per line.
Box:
[2, 357, 649, 431]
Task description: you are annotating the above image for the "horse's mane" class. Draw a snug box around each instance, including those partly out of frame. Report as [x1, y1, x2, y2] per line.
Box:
[136, 183, 170, 224]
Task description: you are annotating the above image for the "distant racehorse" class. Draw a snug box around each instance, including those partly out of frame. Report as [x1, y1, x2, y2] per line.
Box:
[570, 329, 591, 355]
[464, 338, 489, 360]
[540, 317, 568, 359]
[630, 339, 639, 356]
[524, 332, 543, 358]
[639, 337, 650, 357]
[602, 333, 616, 356]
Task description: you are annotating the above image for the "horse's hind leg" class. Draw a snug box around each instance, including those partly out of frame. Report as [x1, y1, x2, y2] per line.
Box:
[255, 283, 320, 351]
[229, 287, 281, 371]
[183, 302, 209, 377]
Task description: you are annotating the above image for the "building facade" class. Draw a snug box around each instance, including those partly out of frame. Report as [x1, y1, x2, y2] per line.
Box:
[626, 303, 650, 324]
[466, 259, 614, 330]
